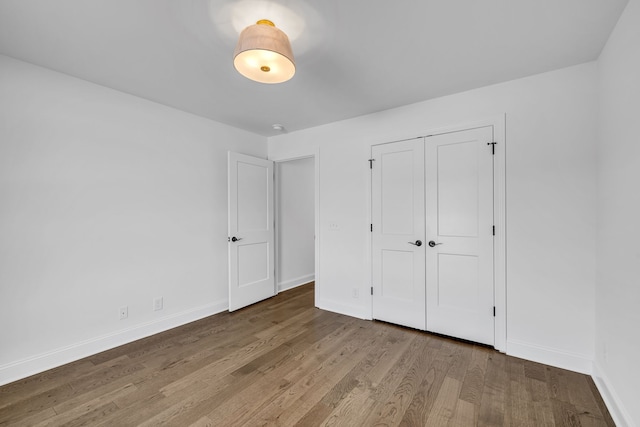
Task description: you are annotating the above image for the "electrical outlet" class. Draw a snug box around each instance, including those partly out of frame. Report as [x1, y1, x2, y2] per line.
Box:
[352, 288, 359, 298]
[153, 297, 163, 311]
[119, 306, 128, 320]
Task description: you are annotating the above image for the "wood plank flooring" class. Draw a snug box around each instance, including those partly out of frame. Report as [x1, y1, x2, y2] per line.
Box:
[0, 283, 615, 426]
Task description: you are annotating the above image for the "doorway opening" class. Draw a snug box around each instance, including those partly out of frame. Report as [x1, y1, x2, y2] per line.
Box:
[275, 157, 316, 294]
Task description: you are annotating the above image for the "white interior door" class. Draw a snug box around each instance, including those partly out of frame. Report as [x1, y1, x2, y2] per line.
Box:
[228, 152, 275, 312]
[371, 139, 426, 330]
[425, 127, 495, 345]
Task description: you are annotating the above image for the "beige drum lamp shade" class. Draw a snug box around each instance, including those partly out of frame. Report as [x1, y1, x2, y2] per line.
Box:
[233, 20, 296, 84]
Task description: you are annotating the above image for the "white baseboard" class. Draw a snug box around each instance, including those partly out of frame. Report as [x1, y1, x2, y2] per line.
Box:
[316, 297, 370, 320]
[278, 274, 315, 292]
[506, 339, 593, 375]
[0, 299, 228, 387]
[592, 362, 636, 427]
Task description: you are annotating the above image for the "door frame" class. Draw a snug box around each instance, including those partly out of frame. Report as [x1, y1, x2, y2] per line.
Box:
[270, 148, 321, 305]
[364, 115, 507, 352]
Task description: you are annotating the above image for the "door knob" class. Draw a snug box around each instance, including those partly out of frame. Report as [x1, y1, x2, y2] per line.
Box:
[408, 240, 422, 247]
[428, 240, 442, 247]
[230, 236, 242, 242]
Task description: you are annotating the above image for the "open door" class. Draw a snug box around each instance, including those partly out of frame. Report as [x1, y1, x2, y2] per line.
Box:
[228, 152, 275, 311]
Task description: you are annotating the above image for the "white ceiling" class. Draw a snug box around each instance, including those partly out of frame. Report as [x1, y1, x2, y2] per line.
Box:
[0, 0, 629, 136]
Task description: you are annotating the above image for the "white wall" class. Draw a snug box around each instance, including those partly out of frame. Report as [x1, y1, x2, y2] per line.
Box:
[268, 63, 598, 373]
[276, 157, 315, 291]
[0, 55, 266, 385]
[595, 0, 640, 425]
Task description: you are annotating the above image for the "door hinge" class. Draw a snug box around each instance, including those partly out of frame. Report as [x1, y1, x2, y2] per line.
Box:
[492, 225, 495, 236]
[368, 158, 375, 169]
[487, 142, 497, 155]
[370, 223, 373, 232]
[371, 287, 373, 296]
[493, 306, 496, 317]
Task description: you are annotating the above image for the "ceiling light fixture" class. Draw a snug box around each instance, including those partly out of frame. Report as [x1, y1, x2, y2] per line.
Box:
[233, 19, 295, 84]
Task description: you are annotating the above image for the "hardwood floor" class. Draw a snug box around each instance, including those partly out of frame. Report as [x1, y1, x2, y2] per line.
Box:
[0, 283, 614, 426]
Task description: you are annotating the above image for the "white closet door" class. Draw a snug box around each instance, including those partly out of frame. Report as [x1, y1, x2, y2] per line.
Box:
[371, 139, 426, 330]
[425, 127, 495, 345]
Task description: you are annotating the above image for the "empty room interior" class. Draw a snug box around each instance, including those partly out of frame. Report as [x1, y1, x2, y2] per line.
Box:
[0, 0, 639, 426]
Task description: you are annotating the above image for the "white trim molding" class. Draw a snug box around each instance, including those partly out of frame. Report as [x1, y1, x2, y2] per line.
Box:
[278, 274, 315, 292]
[0, 299, 228, 387]
[316, 297, 370, 320]
[592, 363, 635, 427]
[506, 339, 593, 375]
